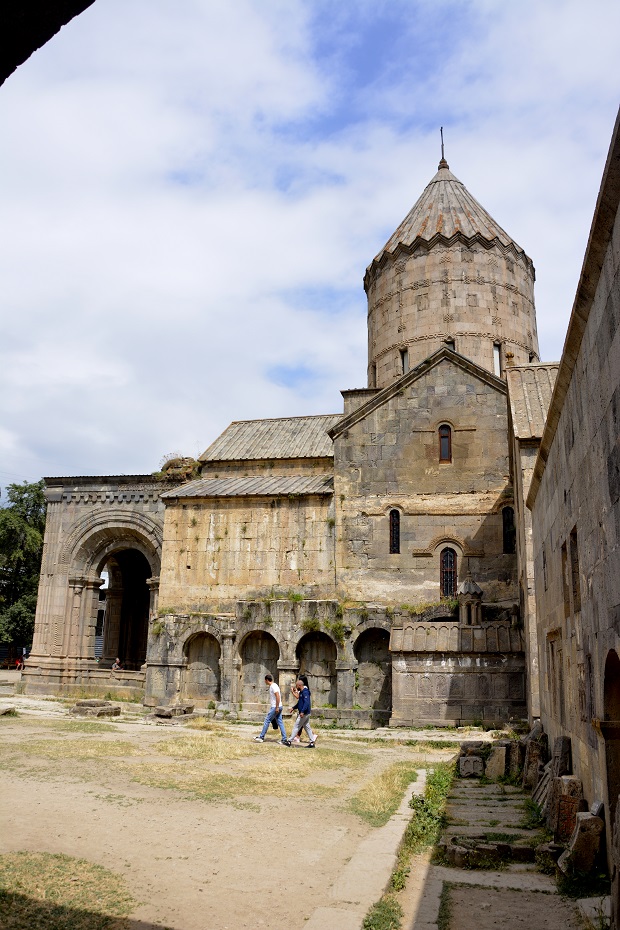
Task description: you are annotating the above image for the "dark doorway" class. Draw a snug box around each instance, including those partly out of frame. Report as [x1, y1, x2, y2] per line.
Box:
[183, 633, 221, 704]
[296, 632, 337, 707]
[354, 628, 392, 713]
[240, 631, 279, 706]
[604, 650, 620, 830]
[100, 549, 151, 669]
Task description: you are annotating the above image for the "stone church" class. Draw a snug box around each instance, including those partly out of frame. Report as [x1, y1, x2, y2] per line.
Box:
[24, 154, 558, 728]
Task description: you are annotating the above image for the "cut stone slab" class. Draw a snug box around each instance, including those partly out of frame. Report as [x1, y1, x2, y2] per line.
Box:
[522, 737, 547, 789]
[459, 755, 484, 777]
[558, 812, 604, 876]
[154, 704, 194, 718]
[485, 746, 507, 779]
[70, 701, 120, 717]
[576, 895, 611, 928]
[546, 775, 583, 833]
[0, 706, 16, 715]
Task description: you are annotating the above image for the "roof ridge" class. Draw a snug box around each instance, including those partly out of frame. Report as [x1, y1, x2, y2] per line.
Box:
[225, 413, 341, 426]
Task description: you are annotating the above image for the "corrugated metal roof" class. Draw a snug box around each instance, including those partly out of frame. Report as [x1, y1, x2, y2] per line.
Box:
[506, 364, 559, 440]
[371, 161, 528, 267]
[199, 414, 342, 462]
[161, 474, 334, 499]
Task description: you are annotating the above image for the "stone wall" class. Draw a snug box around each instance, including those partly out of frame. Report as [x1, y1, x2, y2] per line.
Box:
[390, 616, 525, 725]
[512, 439, 541, 719]
[332, 353, 519, 605]
[158, 493, 336, 612]
[366, 241, 538, 388]
[529, 112, 620, 863]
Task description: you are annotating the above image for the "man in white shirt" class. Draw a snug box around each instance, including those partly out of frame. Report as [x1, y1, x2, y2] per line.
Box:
[254, 673, 288, 743]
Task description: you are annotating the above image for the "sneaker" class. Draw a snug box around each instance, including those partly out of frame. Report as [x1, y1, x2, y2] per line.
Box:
[254, 736, 264, 742]
[279, 739, 288, 745]
[292, 736, 300, 744]
[307, 741, 316, 748]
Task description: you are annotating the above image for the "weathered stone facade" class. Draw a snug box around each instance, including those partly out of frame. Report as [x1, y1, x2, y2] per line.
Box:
[26, 156, 538, 727]
[529, 109, 620, 873]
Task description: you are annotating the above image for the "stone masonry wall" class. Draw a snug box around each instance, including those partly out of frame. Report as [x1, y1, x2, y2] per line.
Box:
[333, 356, 518, 605]
[158, 495, 336, 612]
[366, 242, 538, 388]
[531, 177, 620, 841]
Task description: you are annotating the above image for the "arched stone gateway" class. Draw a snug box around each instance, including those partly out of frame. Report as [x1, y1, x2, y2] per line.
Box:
[182, 632, 221, 704]
[354, 628, 391, 714]
[296, 632, 337, 708]
[24, 479, 165, 699]
[240, 631, 279, 708]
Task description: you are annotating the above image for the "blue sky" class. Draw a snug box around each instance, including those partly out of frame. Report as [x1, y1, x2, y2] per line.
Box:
[0, 0, 618, 484]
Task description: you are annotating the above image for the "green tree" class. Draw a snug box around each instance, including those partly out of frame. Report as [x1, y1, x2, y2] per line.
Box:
[0, 480, 46, 647]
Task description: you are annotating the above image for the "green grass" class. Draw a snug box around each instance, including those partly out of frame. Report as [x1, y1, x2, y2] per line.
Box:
[0, 851, 136, 930]
[519, 798, 544, 829]
[350, 762, 419, 827]
[437, 882, 453, 930]
[362, 894, 403, 930]
[362, 762, 456, 930]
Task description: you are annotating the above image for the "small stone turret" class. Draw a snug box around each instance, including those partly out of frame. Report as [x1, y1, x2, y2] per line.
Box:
[457, 573, 483, 625]
[365, 159, 539, 388]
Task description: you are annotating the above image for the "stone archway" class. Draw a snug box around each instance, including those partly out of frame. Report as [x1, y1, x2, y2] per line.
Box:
[99, 548, 151, 669]
[182, 632, 221, 705]
[296, 632, 337, 708]
[354, 627, 392, 713]
[604, 650, 620, 832]
[240, 631, 280, 707]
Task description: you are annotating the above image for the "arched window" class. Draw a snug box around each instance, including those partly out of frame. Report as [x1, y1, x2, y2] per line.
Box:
[389, 509, 400, 554]
[502, 506, 516, 554]
[439, 425, 452, 462]
[440, 548, 457, 597]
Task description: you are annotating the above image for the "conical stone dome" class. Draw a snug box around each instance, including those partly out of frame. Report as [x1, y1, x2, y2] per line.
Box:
[365, 159, 539, 389]
[371, 160, 527, 266]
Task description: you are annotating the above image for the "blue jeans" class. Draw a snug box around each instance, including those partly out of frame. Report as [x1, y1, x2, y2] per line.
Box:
[259, 706, 287, 740]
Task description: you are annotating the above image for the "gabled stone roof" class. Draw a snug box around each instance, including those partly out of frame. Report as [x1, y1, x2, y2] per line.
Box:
[161, 474, 334, 500]
[329, 346, 506, 440]
[367, 159, 532, 278]
[199, 414, 342, 462]
[506, 364, 559, 440]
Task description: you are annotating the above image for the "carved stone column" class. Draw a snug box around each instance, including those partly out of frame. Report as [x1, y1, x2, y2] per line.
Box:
[277, 661, 300, 708]
[67, 578, 86, 659]
[79, 577, 104, 661]
[219, 630, 237, 708]
[336, 661, 356, 709]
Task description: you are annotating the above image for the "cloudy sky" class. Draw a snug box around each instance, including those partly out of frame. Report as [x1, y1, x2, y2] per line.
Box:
[0, 0, 618, 487]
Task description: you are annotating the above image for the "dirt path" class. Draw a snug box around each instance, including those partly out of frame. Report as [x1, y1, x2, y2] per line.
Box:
[0, 701, 453, 930]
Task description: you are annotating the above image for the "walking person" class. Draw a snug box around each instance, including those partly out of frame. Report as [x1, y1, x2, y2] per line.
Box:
[254, 674, 288, 743]
[285, 676, 317, 748]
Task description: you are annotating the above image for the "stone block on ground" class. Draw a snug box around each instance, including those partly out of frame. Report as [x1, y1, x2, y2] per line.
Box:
[522, 736, 547, 790]
[508, 739, 525, 778]
[459, 755, 484, 777]
[70, 701, 120, 717]
[545, 775, 582, 833]
[484, 746, 507, 780]
[154, 704, 194, 718]
[557, 812, 604, 876]
[535, 842, 564, 873]
[460, 740, 484, 755]
[0, 706, 16, 715]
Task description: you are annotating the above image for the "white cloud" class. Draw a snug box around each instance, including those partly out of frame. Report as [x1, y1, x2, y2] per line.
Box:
[0, 0, 618, 482]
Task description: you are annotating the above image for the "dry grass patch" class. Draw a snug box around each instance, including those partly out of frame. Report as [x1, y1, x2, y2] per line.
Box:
[0, 851, 136, 930]
[156, 732, 255, 763]
[184, 717, 227, 732]
[350, 762, 419, 827]
[127, 741, 368, 802]
[0, 739, 136, 760]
